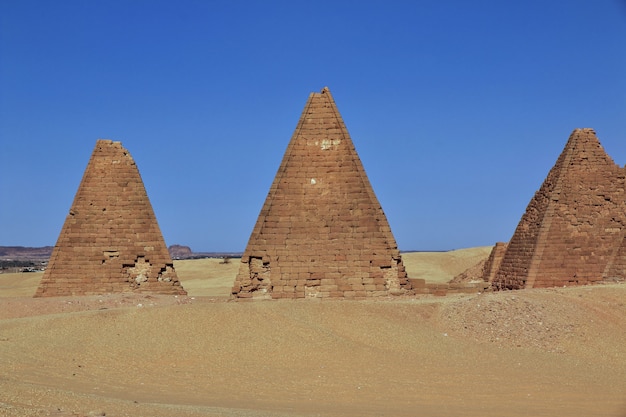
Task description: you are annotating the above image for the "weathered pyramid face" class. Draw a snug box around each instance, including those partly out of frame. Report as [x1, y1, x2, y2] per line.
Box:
[492, 128, 626, 290]
[232, 87, 410, 299]
[35, 140, 186, 297]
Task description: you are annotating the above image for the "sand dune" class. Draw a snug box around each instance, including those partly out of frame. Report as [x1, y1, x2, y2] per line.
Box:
[1, 249, 625, 416]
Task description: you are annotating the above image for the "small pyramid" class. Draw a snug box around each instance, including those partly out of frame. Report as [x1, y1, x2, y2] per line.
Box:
[492, 128, 626, 290]
[232, 88, 410, 299]
[35, 140, 186, 297]
[480, 242, 508, 283]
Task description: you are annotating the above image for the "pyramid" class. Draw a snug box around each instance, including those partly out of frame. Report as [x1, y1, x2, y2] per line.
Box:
[35, 140, 186, 297]
[478, 242, 508, 284]
[231, 87, 410, 299]
[492, 128, 626, 290]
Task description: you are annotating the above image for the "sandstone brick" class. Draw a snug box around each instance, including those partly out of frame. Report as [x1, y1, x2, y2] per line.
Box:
[408, 278, 426, 288]
[237, 291, 257, 299]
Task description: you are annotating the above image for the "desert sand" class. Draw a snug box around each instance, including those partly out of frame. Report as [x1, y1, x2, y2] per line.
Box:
[0, 248, 625, 417]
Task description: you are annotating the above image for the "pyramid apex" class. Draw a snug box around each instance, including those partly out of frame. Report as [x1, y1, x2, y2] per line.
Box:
[563, 127, 610, 164]
[572, 128, 596, 135]
[95, 139, 124, 148]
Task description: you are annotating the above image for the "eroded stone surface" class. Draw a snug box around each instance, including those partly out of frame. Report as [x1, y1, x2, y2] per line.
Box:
[232, 87, 410, 299]
[35, 140, 186, 297]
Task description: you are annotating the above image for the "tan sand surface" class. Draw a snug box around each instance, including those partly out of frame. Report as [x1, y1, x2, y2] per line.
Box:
[401, 246, 493, 284]
[173, 258, 239, 298]
[1, 249, 625, 416]
[0, 271, 43, 297]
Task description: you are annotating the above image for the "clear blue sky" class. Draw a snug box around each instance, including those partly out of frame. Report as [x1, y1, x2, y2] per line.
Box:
[1, 1, 625, 252]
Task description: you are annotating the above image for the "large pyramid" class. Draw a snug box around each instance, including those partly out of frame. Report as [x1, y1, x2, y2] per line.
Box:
[35, 140, 186, 297]
[491, 128, 626, 290]
[232, 87, 410, 299]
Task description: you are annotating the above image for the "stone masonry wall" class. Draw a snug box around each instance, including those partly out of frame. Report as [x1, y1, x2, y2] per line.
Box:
[232, 88, 410, 299]
[492, 129, 626, 290]
[481, 242, 508, 283]
[603, 233, 626, 281]
[35, 140, 186, 297]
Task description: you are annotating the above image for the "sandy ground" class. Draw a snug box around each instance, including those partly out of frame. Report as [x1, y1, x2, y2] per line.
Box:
[1, 249, 625, 417]
[401, 247, 493, 284]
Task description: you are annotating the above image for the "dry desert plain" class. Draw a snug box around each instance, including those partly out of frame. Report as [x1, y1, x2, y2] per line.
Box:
[0, 247, 625, 417]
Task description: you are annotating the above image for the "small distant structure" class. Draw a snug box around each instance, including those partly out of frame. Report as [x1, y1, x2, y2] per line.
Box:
[35, 140, 186, 297]
[232, 87, 411, 299]
[489, 128, 626, 290]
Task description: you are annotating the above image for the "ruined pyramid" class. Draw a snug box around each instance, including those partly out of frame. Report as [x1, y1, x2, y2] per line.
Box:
[231, 87, 410, 299]
[491, 128, 626, 290]
[35, 140, 186, 297]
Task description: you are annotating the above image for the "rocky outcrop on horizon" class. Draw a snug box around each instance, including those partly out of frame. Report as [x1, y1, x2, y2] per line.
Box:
[168, 244, 193, 259]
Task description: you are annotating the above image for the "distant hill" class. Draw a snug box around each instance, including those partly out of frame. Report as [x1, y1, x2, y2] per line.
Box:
[2, 245, 472, 263]
[168, 245, 242, 260]
[0, 246, 53, 261]
[0, 245, 242, 262]
[168, 245, 193, 259]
